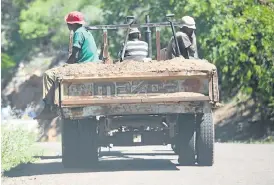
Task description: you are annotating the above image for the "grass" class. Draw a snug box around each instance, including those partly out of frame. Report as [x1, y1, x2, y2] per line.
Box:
[222, 136, 274, 144]
[1, 125, 42, 173]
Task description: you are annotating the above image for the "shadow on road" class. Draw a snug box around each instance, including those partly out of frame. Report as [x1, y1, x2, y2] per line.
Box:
[34, 156, 62, 160]
[5, 159, 179, 177]
[101, 152, 176, 156]
[4, 151, 180, 177]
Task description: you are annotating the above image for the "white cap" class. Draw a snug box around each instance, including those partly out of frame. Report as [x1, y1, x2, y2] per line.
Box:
[129, 28, 140, 34]
[181, 16, 196, 29]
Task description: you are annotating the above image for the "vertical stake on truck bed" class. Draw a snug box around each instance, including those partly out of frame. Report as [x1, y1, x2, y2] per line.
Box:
[57, 78, 64, 118]
[145, 15, 152, 58]
[102, 29, 112, 64]
[156, 27, 161, 61]
[166, 14, 181, 57]
[120, 16, 136, 62]
[69, 30, 73, 57]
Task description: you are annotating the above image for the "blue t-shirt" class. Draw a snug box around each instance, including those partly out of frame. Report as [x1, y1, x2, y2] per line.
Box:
[73, 27, 99, 63]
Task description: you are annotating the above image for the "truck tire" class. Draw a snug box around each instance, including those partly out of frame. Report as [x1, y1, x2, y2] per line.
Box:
[177, 113, 196, 165]
[62, 118, 98, 168]
[196, 111, 214, 166]
[171, 137, 178, 155]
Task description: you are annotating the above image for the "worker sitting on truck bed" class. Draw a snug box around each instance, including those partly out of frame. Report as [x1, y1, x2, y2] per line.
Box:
[167, 16, 198, 59]
[35, 11, 99, 120]
[120, 28, 149, 61]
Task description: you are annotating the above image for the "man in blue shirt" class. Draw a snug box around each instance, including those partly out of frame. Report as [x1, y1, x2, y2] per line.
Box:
[35, 11, 99, 120]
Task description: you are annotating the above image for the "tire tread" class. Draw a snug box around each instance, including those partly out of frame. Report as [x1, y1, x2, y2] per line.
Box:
[196, 112, 214, 166]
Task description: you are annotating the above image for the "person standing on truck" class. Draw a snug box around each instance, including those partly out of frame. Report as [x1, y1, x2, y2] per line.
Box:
[167, 16, 199, 59]
[119, 28, 149, 61]
[35, 11, 99, 120]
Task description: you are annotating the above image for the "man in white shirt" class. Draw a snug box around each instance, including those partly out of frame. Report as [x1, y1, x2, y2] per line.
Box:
[120, 28, 149, 61]
[167, 16, 199, 59]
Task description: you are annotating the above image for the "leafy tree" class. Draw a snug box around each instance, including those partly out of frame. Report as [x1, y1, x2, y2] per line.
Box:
[1, 0, 35, 89]
[1, 0, 34, 62]
[100, 0, 177, 57]
[1, 53, 16, 87]
[19, 0, 103, 47]
[1, 0, 103, 89]
[1, 53, 16, 69]
[101, 0, 274, 126]
[176, 0, 274, 123]
[2, 0, 273, 128]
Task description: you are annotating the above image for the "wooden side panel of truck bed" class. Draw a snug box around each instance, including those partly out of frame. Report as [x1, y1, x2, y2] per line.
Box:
[52, 59, 219, 118]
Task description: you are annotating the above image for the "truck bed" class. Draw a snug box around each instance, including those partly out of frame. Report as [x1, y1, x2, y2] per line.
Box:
[61, 101, 210, 119]
[61, 92, 209, 107]
[53, 57, 216, 78]
[54, 58, 219, 118]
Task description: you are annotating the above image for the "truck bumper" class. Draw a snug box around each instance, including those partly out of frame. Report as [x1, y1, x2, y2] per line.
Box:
[61, 101, 212, 119]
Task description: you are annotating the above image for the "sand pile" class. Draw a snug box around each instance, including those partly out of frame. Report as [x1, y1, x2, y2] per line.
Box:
[50, 57, 216, 78]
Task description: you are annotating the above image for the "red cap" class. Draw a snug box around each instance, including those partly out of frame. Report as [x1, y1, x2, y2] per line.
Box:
[65, 11, 86, 24]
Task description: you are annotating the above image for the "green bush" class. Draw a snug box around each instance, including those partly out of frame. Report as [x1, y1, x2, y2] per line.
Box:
[1, 125, 40, 172]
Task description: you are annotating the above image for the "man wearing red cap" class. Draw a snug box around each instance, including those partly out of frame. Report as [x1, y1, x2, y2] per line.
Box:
[35, 11, 99, 119]
[65, 11, 99, 63]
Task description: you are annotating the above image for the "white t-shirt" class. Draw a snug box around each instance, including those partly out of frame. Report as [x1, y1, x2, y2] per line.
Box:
[167, 32, 198, 59]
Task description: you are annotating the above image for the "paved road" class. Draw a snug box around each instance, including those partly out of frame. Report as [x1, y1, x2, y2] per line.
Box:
[2, 143, 274, 185]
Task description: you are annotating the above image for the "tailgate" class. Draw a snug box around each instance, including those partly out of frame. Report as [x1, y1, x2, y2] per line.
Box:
[56, 72, 216, 107]
[55, 72, 219, 118]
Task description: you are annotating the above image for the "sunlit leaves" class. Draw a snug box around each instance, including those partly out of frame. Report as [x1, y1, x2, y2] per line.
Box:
[19, 0, 102, 42]
[1, 53, 16, 70]
[171, 0, 273, 118]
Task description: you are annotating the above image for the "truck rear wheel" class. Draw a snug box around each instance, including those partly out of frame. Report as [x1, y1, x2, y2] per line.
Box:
[196, 111, 214, 166]
[62, 118, 98, 168]
[171, 137, 178, 154]
[177, 114, 196, 165]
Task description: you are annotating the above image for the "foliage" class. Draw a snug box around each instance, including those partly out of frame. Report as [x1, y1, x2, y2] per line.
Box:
[100, 0, 176, 57]
[227, 136, 274, 144]
[1, 0, 103, 89]
[1, 53, 16, 70]
[1, 0, 34, 59]
[176, 0, 274, 121]
[1, 0, 274, 127]
[19, 0, 103, 47]
[1, 0, 103, 65]
[1, 53, 16, 86]
[1, 125, 40, 172]
[102, 0, 274, 122]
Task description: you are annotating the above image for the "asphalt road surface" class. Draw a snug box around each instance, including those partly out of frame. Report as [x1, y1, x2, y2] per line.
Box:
[2, 143, 274, 185]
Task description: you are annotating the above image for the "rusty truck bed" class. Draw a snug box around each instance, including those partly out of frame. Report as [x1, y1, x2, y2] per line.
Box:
[56, 77, 216, 119]
[61, 101, 211, 119]
[54, 59, 219, 119]
[61, 92, 209, 107]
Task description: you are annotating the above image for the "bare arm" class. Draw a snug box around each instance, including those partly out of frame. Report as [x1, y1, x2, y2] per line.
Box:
[67, 47, 80, 64]
[177, 34, 191, 59]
